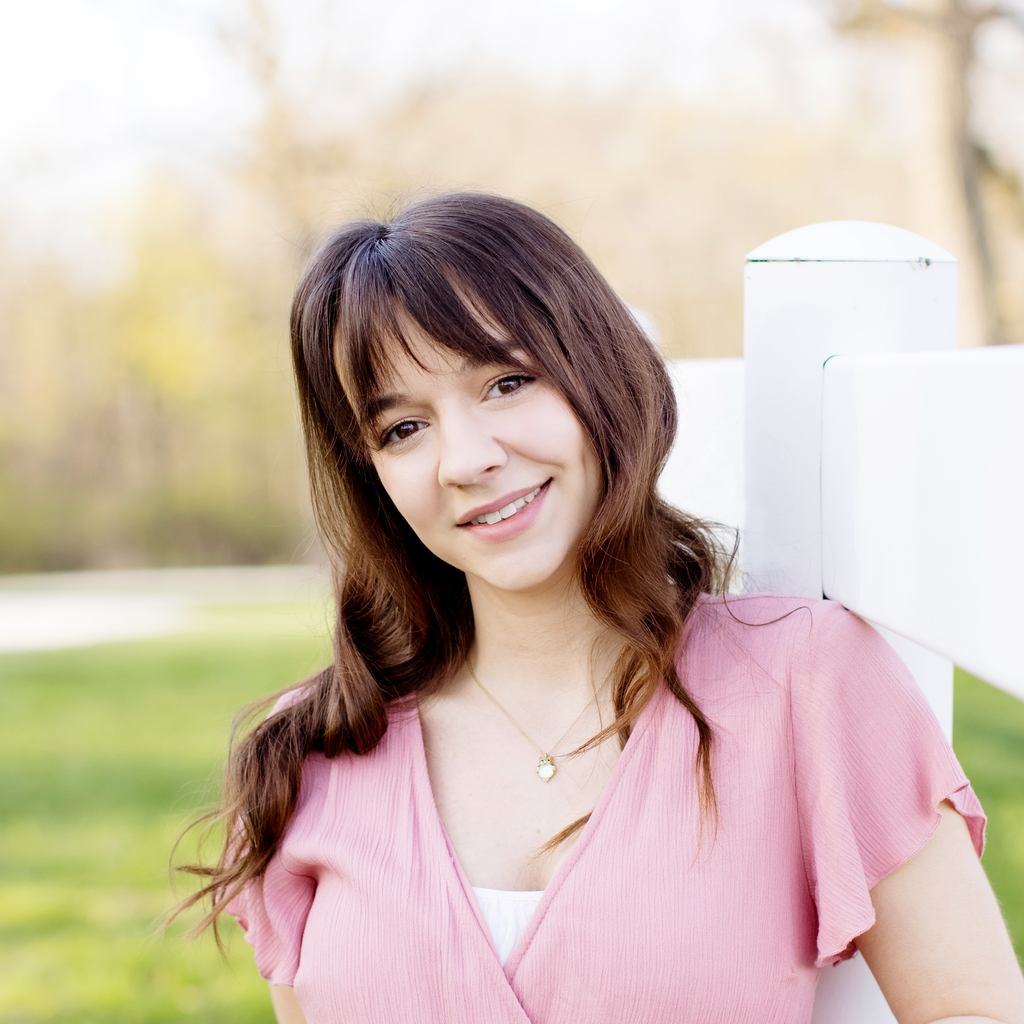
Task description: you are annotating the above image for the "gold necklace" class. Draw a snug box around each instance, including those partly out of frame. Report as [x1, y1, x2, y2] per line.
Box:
[466, 658, 599, 782]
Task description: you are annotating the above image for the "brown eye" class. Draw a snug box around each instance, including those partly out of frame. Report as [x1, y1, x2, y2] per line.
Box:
[488, 374, 534, 398]
[382, 420, 423, 447]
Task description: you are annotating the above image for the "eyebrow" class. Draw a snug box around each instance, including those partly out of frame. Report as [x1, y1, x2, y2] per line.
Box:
[365, 392, 411, 424]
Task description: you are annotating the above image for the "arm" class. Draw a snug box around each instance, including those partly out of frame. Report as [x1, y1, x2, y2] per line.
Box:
[856, 800, 1024, 1024]
[270, 984, 308, 1024]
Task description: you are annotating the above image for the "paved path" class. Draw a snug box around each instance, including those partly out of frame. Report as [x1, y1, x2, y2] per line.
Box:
[0, 565, 330, 652]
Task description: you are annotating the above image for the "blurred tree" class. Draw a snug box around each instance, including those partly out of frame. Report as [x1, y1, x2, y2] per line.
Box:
[832, 0, 1024, 345]
[4, 0, 1023, 571]
[0, 180, 308, 571]
[208, 0, 922, 360]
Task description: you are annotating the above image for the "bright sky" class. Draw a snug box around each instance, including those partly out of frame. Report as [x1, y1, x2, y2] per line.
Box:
[0, 0, 260, 255]
[1, 0, 1021, 259]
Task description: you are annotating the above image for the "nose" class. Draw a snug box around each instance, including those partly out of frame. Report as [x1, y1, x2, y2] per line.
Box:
[436, 406, 507, 487]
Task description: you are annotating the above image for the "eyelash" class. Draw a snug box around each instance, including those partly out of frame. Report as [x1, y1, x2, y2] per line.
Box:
[377, 373, 535, 449]
[487, 372, 534, 398]
[379, 420, 422, 448]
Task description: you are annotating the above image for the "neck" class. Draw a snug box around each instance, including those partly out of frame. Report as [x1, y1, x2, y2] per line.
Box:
[465, 571, 617, 704]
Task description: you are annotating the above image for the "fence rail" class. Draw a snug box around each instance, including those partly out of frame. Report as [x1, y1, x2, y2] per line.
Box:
[822, 345, 1024, 700]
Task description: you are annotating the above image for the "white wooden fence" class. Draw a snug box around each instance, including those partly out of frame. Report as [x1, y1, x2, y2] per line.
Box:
[659, 220, 1024, 1023]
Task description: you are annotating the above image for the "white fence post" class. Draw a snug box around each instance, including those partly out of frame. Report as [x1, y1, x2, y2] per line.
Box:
[742, 221, 958, 1024]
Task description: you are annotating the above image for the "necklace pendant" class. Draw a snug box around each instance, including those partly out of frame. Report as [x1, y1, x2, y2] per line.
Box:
[536, 754, 556, 782]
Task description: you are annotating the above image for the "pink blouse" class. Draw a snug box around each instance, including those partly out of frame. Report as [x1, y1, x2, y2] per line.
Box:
[229, 595, 985, 1023]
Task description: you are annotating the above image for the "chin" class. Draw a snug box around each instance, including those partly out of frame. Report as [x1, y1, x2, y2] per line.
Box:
[464, 551, 576, 595]
[478, 571, 562, 593]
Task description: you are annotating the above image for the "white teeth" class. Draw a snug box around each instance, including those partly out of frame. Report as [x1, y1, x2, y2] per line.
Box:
[469, 485, 542, 525]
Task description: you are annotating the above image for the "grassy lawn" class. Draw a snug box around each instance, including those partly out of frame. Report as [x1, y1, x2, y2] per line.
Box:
[0, 607, 332, 1024]
[1, 619, 1022, 1021]
[953, 668, 1024, 967]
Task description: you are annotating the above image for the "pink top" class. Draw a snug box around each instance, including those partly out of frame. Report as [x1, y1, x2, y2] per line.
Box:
[229, 595, 985, 1024]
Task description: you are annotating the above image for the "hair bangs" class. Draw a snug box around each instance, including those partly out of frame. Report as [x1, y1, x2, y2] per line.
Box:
[333, 235, 546, 447]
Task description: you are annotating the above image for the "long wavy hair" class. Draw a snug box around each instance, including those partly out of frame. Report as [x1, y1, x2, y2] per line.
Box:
[175, 192, 730, 938]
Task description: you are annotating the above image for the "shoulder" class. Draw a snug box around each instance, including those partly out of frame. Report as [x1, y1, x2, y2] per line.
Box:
[679, 591, 865, 664]
[267, 680, 419, 726]
[680, 594, 937, 750]
[683, 592, 886, 651]
[267, 684, 313, 716]
[684, 591, 863, 631]
[262, 687, 420, 822]
[675, 593, 901, 707]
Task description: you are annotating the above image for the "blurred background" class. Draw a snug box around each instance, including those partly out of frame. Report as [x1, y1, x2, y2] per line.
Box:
[3, 0, 1024, 573]
[1, 0, 1023, 1020]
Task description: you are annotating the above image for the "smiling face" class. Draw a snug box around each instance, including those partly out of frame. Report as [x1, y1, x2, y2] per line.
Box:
[366, 329, 603, 598]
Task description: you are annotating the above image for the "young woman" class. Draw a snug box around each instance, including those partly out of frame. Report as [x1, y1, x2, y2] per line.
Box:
[180, 193, 1024, 1024]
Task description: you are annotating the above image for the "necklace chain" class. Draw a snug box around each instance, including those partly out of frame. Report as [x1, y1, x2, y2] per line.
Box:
[465, 658, 600, 782]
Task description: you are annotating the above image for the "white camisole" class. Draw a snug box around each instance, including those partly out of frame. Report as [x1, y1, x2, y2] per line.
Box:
[471, 887, 545, 965]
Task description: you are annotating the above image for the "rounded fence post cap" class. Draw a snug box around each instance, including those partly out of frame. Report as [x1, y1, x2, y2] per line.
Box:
[746, 221, 956, 263]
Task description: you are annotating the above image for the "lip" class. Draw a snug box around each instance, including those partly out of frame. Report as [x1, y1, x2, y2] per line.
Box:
[456, 481, 550, 526]
[456, 479, 551, 541]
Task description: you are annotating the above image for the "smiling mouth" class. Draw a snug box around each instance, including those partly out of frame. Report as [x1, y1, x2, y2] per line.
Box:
[468, 485, 543, 525]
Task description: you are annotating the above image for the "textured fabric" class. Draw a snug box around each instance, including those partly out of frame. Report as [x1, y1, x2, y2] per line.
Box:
[472, 888, 545, 966]
[228, 594, 985, 1024]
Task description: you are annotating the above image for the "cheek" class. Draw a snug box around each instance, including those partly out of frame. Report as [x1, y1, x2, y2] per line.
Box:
[374, 460, 434, 536]
[533, 403, 600, 488]
[523, 394, 585, 456]
[517, 403, 602, 529]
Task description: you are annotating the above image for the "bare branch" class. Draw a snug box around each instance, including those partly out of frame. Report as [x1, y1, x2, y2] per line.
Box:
[826, 0, 1012, 343]
[832, 0, 1019, 38]
[833, 0, 937, 37]
[215, 0, 279, 92]
[991, 4, 1024, 32]
[978, 145, 1024, 232]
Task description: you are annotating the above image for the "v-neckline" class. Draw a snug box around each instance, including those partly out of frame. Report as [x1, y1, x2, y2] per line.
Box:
[408, 682, 669, 980]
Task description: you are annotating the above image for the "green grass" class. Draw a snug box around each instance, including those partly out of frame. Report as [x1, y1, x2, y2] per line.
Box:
[0, 623, 1021, 1021]
[0, 606, 332, 1024]
[953, 667, 1024, 967]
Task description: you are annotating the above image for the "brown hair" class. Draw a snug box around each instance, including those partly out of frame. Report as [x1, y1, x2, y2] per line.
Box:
[175, 192, 730, 937]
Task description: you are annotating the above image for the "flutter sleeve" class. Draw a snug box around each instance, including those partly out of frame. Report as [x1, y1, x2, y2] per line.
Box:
[226, 854, 316, 985]
[789, 601, 986, 968]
